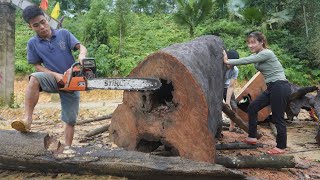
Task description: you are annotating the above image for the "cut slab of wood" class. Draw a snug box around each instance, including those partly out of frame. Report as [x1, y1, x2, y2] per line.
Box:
[235, 72, 271, 122]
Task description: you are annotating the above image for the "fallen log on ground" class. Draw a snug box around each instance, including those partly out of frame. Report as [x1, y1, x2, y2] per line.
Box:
[286, 83, 318, 121]
[288, 86, 318, 102]
[216, 155, 296, 169]
[0, 130, 247, 179]
[85, 124, 110, 137]
[0, 115, 5, 121]
[222, 103, 263, 139]
[216, 142, 264, 150]
[76, 114, 112, 125]
[110, 35, 225, 163]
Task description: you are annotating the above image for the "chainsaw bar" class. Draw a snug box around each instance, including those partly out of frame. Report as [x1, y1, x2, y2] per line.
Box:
[86, 78, 161, 91]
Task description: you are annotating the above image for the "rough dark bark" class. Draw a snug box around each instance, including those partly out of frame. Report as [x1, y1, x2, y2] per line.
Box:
[288, 86, 318, 102]
[0, 130, 247, 179]
[216, 155, 296, 169]
[76, 114, 112, 125]
[222, 103, 263, 139]
[110, 35, 225, 163]
[216, 142, 263, 150]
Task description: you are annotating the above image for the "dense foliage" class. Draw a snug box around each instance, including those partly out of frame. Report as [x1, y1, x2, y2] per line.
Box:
[14, 0, 320, 85]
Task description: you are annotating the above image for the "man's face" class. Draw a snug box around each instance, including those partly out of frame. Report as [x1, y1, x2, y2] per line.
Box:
[29, 15, 51, 39]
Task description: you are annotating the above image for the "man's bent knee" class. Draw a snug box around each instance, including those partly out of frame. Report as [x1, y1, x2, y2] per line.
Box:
[29, 75, 40, 85]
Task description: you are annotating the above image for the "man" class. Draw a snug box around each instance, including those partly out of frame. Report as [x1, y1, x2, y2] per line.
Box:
[223, 49, 239, 131]
[11, 5, 87, 148]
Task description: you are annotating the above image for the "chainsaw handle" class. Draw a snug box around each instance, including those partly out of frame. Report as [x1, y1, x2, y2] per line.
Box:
[65, 62, 81, 88]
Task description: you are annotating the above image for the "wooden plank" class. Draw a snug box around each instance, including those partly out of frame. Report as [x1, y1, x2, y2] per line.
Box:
[235, 72, 271, 122]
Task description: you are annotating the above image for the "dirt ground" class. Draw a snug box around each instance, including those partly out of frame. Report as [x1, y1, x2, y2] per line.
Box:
[0, 76, 320, 180]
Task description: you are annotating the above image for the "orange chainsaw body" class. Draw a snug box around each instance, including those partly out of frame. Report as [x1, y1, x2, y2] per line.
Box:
[60, 66, 87, 91]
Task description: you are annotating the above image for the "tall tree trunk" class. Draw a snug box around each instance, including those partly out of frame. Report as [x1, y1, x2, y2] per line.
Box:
[302, 3, 309, 38]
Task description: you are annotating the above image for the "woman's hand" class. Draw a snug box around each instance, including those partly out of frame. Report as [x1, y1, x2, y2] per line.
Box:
[223, 50, 229, 64]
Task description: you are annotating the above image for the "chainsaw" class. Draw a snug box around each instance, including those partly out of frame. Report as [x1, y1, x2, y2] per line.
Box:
[59, 58, 161, 91]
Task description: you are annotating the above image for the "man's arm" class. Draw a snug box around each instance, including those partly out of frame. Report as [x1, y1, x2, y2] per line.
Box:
[75, 44, 87, 64]
[34, 63, 64, 84]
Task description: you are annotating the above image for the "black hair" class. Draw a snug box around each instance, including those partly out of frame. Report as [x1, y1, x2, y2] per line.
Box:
[22, 5, 45, 24]
[226, 49, 239, 59]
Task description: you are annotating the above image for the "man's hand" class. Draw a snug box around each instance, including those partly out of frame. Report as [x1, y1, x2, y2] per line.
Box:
[53, 73, 64, 87]
[76, 44, 87, 65]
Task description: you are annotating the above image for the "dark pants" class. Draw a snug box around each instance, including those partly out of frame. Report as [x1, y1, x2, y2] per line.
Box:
[247, 80, 291, 149]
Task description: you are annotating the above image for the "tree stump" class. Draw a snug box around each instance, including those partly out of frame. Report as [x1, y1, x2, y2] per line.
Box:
[110, 35, 225, 163]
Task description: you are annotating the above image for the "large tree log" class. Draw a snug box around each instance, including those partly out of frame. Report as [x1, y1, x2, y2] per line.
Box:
[110, 35, 225, 163]
[0, 130, 247, 179]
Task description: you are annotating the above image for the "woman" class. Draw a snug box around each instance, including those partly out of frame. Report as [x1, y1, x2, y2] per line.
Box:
[223, 31, 291, 155]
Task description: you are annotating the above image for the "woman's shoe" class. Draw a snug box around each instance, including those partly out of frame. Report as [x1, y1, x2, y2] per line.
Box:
[266, 147, 286, 155]
[242, 138, 257, 145]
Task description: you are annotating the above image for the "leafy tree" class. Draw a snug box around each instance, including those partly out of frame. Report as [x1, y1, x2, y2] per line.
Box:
[214, 0, 228, 18]
[242, 7, 263, 25]
[132, 0, 152, 14]
[83, 0, 110, 45]
[174, 0, 213, 37]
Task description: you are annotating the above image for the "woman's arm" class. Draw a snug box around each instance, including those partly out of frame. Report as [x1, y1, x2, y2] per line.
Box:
[223, 49, 273, 66]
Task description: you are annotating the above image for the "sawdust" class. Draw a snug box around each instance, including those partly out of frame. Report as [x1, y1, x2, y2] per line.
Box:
[0, 77, 320, 180]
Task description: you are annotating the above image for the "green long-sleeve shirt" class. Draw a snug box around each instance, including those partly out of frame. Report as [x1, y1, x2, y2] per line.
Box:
[228, 49, 287, 83]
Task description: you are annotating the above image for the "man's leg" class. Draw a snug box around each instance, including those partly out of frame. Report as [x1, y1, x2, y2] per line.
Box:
[64, 123, 75, 146]
[23, 76, 40, 128]
[12, 73, 58, 132]
[60, 91, 80, 146]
